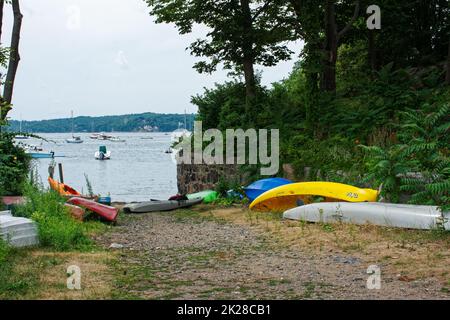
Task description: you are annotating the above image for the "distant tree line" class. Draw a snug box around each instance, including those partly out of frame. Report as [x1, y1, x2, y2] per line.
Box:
[7, 112, 196, 133]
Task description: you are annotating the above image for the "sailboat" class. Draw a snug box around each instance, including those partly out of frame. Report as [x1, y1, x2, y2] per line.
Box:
[15, 117, 29, 140]
[66, 110, 83, 144]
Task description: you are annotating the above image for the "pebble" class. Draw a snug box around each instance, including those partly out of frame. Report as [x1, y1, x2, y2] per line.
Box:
[110, 243, 124, 249]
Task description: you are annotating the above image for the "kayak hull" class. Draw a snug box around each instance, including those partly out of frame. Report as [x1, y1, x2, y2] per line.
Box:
[48, 177, 81, 197]
[250, 182, 378, 212]
[67, 197, 118, 222]
[123, 198, 203, 214]
[283, 202, 450, 230]
[244, 178, 292, 202]
[186, 190, 218, 204]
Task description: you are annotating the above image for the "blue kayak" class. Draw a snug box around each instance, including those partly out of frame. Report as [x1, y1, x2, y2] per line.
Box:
[244, 178, 293, 202]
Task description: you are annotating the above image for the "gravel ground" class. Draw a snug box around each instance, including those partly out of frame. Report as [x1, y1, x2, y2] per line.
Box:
[97, 210, 449, 300]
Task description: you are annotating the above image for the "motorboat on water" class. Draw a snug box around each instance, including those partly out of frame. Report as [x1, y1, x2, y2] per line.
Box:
[108, 136, 126, 143]
[66, 136, 83, 144]
[14, 135, 29, 140]
[22, 144, 55, 159]
[97, 133, 113, 140]
[95, 146, 111, 160]
[27, 151, 55, 159]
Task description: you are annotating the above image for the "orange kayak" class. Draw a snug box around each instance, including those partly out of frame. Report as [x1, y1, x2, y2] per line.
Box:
[48, 177, 81, 197]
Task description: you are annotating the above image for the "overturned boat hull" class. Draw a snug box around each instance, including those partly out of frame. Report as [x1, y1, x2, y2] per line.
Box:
[250, 182, 379, 212]
[48, 177, 81, 197]
[186, 190, 218, 204]
[123, 198, 203, 214]
[0, 211, 40, 248]
[67, 197, 118, 222]
[283, 202, 450, 230]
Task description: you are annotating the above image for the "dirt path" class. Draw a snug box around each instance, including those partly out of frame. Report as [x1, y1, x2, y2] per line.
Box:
[97, 207, 450, 300]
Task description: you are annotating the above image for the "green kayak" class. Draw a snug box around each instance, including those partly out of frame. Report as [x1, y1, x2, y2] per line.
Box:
[187, 190, 218, 204]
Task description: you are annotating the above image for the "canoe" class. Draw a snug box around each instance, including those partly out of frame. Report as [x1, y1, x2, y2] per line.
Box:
[283, 202, 450, 231]
[244, 178, 292, 202]
[123, 198, 203, 214]
[48, 177, 81, 197]
[249, 182, 378, 212]
[187, 190, 218, 204]
[67, 197, 118, 222]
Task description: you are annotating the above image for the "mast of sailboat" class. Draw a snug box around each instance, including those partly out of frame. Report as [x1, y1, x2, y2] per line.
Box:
[184, 109, 187, 131]
[71, 110, 74, 138]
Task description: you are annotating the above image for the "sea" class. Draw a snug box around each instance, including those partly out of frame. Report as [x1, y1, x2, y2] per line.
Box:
[25, 133, 178, 202]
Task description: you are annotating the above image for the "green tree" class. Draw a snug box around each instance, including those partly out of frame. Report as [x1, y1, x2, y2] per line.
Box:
[147, 0, 296, 119]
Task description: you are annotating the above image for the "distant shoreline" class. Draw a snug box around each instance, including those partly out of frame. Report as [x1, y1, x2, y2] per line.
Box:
[7, 112, 196, 134]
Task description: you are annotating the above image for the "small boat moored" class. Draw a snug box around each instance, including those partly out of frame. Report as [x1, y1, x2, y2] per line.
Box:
[95, 146, 111, 160]
[66, 136, 83, 144]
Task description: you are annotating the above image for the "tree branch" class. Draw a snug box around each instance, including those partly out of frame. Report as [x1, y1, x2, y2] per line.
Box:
[251, 0, 271, 22]
[337, 1, 360, 40]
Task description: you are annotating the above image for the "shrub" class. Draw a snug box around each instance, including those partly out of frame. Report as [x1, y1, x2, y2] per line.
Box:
[13, 185, 93, 251]
[0, 132, 31, 196]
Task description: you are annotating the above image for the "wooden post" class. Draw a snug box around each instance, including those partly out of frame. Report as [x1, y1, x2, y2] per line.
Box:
[58, 163, 64, 183]
[48, 163, 54, 179]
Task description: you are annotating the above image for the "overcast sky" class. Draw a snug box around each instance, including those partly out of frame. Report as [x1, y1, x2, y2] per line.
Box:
[2, 0, 302, 121]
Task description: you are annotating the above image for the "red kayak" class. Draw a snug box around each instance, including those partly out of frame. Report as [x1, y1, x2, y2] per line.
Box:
[67, 197, 118, 222]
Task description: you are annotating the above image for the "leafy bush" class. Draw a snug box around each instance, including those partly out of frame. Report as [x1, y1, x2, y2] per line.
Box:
[13, 185, 94, 251]
[398, 104, 450, 209]
[0, 132, 31, 196]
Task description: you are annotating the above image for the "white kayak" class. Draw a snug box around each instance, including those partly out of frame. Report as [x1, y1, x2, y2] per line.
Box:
[283, 202, 450, 231]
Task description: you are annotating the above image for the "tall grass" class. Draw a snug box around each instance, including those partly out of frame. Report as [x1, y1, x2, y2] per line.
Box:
[13, 184, 97, 251]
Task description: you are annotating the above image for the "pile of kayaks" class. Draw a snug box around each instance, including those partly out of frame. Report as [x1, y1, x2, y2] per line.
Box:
[244, 178, 449, 231]
[48, 177, 118, 223]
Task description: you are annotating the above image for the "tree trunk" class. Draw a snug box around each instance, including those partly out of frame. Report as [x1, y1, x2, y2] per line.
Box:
[3, 0, 23, 111]
[322, 1, 338, 92]
[446, 37, 450, 86]
[0, 0, 4, 42]
[239, 0, 256, 101]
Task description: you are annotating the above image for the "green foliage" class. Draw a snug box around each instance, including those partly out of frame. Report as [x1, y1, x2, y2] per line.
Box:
[0, 131, 31, 196]
[13, 185, 95, 251]
[148, 0, 295, 74]
[0, 239, 11, 266]
[398, 104, 450, 209]
[84, 174, 95, 198]
[361, 145, 415, 203]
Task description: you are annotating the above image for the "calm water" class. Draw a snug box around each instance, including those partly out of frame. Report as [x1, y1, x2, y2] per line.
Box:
[28, 133, 177, 202]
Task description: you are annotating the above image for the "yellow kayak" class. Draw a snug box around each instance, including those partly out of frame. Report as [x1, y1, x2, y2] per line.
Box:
[249, 182, 378, 212]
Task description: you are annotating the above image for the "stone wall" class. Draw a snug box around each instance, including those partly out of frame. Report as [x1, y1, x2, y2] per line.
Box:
[177, 162, 244, 195]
